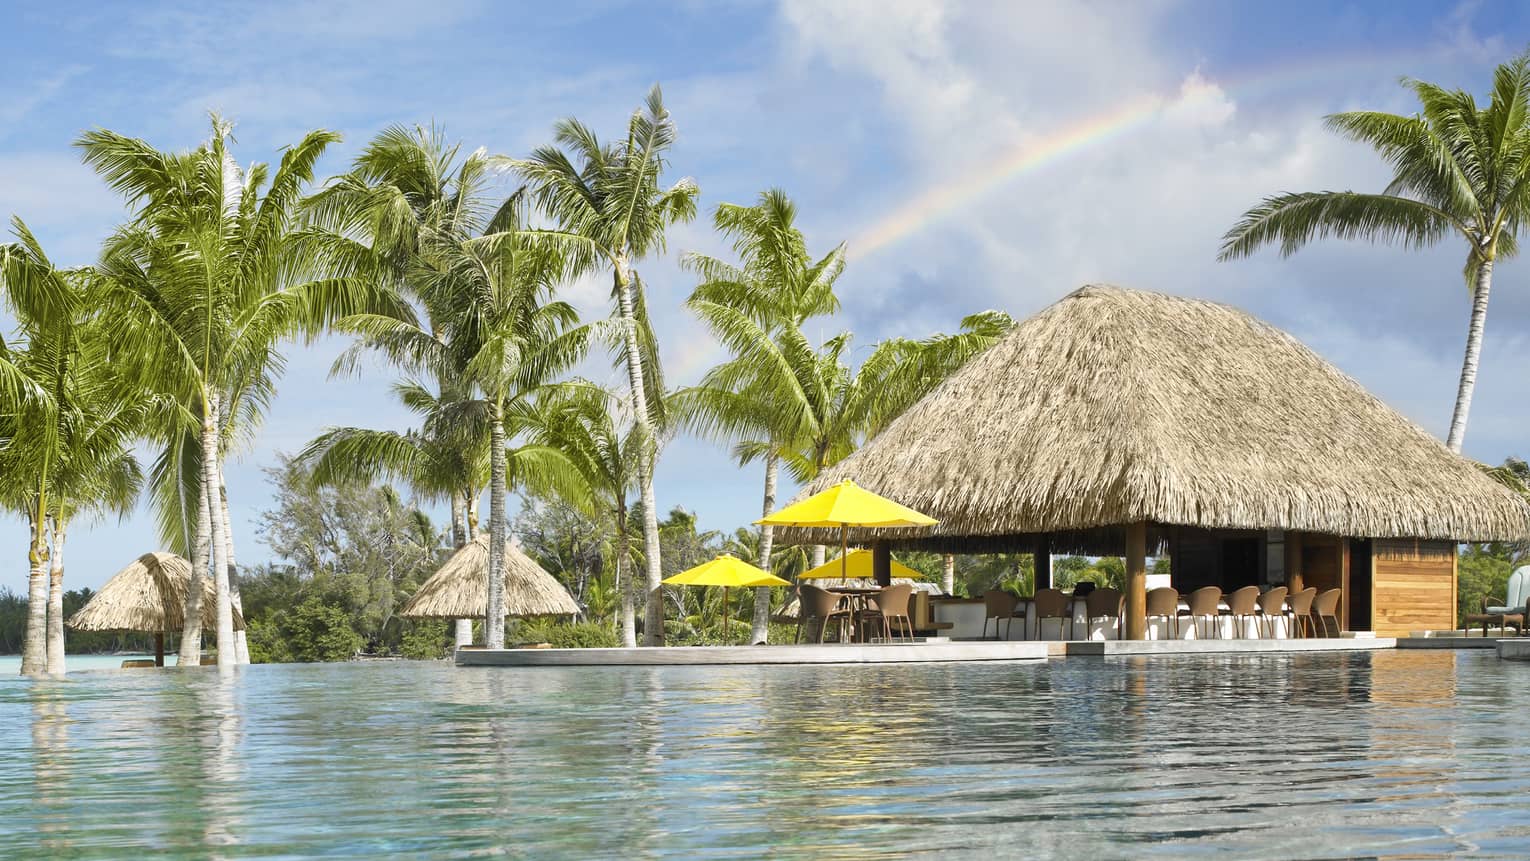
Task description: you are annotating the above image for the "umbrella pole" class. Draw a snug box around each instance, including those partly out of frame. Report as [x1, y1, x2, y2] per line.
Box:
[155, 633, 165, 667]
[723, 586, 730, 645]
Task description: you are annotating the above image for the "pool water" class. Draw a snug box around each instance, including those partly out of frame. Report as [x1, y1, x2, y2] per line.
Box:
[2, 651, 1527, 859]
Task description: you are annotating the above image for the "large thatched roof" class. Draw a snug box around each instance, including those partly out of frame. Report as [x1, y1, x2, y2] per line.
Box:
[399, 534, 580, 619]
[68, 552, 245, 633]
[782, 285, 1530, 549]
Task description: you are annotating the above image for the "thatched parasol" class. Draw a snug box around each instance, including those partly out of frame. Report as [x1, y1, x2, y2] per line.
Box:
[400, 534, 580, 619]
[780, 284, 1530, 550]
[68, 552, 245, 665]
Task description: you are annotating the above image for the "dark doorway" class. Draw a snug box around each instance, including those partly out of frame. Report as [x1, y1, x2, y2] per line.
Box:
[1221, 538, 1260, 589]
[1348, 538, 1373, 631]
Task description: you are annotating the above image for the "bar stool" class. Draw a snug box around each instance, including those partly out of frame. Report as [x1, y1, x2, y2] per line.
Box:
[1031, 588, 1073, 640]
[1285, 587, 1317, 638]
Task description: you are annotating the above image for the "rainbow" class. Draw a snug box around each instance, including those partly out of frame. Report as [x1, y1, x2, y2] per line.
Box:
[850, 94, 1168, 258]
[846, 48, 1459, 260]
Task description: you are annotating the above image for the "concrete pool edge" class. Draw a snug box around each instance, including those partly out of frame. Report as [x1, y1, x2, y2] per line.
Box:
[456, 641, 1050, 666]
[454, 637, 1403, 667]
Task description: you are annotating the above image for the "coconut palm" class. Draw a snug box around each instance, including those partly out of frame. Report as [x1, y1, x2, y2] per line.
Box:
[513, 85, 700, 645]
[527, 385, 647, 646]
[1219, 55, 1530, 452]
[0, 221, 144, 675]
[678, 189, 844, 643]
[83, 116, 393, 668]
[337, 196, 591, 649]
[304, 125, 500, 649]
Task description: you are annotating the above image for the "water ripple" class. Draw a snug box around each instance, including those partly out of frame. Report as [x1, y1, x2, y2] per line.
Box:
[1, 651, 1528, 858]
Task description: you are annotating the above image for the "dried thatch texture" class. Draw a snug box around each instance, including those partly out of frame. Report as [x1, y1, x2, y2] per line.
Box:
[781, 285, 1530, 547]
[399, 534, 580, 619]
[68, 552, 245, 632]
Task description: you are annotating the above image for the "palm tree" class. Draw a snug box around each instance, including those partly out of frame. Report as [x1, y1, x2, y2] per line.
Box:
[678, 189, 844, 643]
[337, 197, 591, 649]
[1219, 55, 1530, 452]
[0, 220, 144, 675]
[303, 125, 503, 645]
[513, 85, 700, 645]
[527, 386, 647, 646]
[83, 116, 392, 668]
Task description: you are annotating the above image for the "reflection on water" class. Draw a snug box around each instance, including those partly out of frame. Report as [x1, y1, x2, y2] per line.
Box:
[2, 652, 1529, 859]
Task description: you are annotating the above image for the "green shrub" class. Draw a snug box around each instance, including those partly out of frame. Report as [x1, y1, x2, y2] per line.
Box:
[400, 619, 451, 660]
[246, 617, 294, 664]
[514, 618, 620, 649]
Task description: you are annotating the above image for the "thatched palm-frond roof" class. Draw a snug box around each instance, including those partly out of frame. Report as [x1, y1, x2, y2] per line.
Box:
[783, 285, 1530, 548]
[399, 534, 580, 619]
[68, 552, 245, 633]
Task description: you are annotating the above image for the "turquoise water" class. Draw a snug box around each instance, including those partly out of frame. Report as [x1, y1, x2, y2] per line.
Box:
[0, 655, 157, 674]
[2, 651, 1528, 859]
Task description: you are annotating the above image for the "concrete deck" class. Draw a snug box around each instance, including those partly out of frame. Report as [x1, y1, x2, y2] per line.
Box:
[1397, 635, 1507, 650]
[456, 636, 1413, 667]
[1062, 637, 1396, 656]
[456, 640, 1051, 667]
[1497, 639, 1530, 660]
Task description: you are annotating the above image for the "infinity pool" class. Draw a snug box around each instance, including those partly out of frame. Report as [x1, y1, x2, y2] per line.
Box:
[3, 651, 1527, 859]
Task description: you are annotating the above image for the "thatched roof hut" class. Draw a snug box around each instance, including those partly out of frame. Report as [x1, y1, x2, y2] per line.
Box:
[68, 552, 245, 632]
[783, 285, 1530, 552]
[400, 534, 580, 619]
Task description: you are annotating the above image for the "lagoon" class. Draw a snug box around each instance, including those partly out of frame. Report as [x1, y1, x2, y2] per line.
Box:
[2, 651, 1528, 859]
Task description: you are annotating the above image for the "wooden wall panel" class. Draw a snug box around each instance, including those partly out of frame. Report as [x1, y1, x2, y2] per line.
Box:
[1372, 539, 1455, 636]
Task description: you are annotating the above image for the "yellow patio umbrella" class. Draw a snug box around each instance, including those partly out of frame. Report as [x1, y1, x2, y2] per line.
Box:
[663, 554, 791, 644]
[798, 548, 924, 580]
[758, 480, 937, 582]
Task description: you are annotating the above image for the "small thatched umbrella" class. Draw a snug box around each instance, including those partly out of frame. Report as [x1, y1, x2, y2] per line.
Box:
[400, 535, 580, 628]
[68, 552, 245, 666]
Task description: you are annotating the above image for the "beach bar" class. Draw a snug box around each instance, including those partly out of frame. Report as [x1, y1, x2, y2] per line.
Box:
[778, 286, 1530, 639]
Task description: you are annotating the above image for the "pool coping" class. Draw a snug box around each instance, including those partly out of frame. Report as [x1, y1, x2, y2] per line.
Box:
[454, 637, 1403, 667]
[455, 641, 1050, 666]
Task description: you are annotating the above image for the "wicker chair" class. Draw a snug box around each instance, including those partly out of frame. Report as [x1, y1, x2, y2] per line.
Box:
[1285, 587, 1317, 638]
[1031, 588, 1073, 640]
[982, 589, 1020, 640]
[1224, 585, 1260, 639]
[1181, 586, 1223, 639]
[1084, 588, 1124, 640]
[858, 584, 915, 643]
[796, 585, 852, 644]
[1312, 588, 1342, 637]
[1255, 586, 1288, 638]
[1145, 587, 1180, 639]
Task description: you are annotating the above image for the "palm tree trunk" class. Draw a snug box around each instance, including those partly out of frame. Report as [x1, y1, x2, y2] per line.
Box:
[1446, 257, 1494, 453]
[21, 506, 49, 676]
[451, 490, 471, 647]
[485, 406, 508, 649]
[614, 260, 664, 646]
[617, 505, 637, 648]
[450, 492, 466, 549]
[750, 453, 778, 644]
[217, 471, 249, 665]
[202, 393, 234, 669]
[46, 517, 67, 675]
[467, 492, 479, 537]
[179, 476, 210, 667]
[942, 553, 955, 595]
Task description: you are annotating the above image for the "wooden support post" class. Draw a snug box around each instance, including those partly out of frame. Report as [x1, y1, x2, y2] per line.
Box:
[1339, 538, 1351, 633]
[1034, 534, 1051, 592]
[155, 632, 165, 667]
[1125, 522, 1147, 640]
[1286, 531, 1304, 593]
[872, 540, 892, 587]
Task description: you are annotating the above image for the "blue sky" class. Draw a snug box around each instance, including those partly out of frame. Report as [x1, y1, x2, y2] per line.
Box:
[5, 0, 1530, 595]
